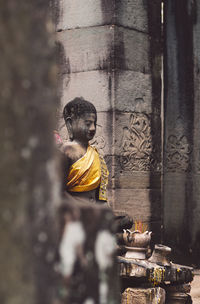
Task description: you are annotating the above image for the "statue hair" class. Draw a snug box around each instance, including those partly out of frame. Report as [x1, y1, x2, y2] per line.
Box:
[63, 97, 97, 121]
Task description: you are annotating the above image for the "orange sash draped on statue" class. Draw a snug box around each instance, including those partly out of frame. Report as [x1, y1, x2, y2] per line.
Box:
[66, 145, 108, 201]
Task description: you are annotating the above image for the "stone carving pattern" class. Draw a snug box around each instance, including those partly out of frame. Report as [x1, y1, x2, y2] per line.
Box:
[165, 135, 192, 172]
[120, 113, 159, 171]
[90, 134, 106, 154]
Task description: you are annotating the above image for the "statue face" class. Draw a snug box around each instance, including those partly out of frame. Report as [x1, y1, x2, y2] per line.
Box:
[71, 112, 96, 142]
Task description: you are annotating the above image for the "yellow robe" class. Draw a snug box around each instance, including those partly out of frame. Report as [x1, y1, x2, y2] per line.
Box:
[66, 145, 108, 201]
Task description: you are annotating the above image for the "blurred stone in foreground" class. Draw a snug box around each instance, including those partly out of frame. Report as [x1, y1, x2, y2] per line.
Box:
[0, 1, 58, 303]
[57, 202, 119, 304]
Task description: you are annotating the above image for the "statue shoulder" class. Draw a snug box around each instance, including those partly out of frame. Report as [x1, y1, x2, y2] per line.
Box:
[62, 142, 86, 162]
[62, 142, 76, 159]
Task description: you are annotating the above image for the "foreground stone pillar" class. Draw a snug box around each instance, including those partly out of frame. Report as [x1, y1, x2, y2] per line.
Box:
[0, 1, 58, 303]
[163, 0, 200, 267]
[57, 0, 162, 241]
[0, 2, 120, 304]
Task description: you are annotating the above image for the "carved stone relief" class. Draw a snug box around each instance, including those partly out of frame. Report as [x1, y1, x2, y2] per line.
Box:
[90, 134, 106, 154]
[165, 135, 192, 172]
[120, 113, 160, 171]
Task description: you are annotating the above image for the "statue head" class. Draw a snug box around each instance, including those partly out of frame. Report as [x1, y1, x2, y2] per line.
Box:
[63, 97, 97, 143]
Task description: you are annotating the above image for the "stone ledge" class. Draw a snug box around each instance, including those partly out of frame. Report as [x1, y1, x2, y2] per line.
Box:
[118, 256, 193, 285]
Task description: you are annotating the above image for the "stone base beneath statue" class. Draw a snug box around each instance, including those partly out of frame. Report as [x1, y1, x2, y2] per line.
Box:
[165, 284, 192, 304]
[166, 293, 191, 304]
[124, 246, 147, 259]
[121, 287, 166, 304]
[118, 256, 193, 284]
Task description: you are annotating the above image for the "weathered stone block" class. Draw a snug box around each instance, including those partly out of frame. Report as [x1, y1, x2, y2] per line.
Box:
[116, 0, 162, 34]
[112, 170, 161, 190]
[114, 26, 151, 73]
[115, 0, 148, 32]
[57, 0, 114, 31]
[118, 257, 193, 285]
[58, 26, 150, 73]
[113, 189, 161, 223]
[60, 71, 112, 112]
[57, 0, 161, 36]
[57, 26, 114, 73]
[114, 71, 153, 112]
[121, 287, 165, 304]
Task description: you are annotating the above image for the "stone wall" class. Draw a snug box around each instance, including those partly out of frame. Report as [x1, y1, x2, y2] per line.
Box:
[56, 0, 162, 240]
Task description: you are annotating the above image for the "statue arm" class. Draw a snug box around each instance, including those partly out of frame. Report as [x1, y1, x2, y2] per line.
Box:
[59, 148, 71, 192]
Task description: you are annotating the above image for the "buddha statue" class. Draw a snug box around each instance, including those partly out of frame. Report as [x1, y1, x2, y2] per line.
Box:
[59, 97, 109, 205]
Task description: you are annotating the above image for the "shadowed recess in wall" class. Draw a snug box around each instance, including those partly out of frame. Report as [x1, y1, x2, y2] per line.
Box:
[146, 0, 162, 245]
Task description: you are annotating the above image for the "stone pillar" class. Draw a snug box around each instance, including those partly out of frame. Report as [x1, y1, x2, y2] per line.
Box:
[163, 0, 200, 266]
[0, 2, 120, 304]
[112, 1, 162, 240]
[0, 1, 58, 303]
[57, 1, 162, 240]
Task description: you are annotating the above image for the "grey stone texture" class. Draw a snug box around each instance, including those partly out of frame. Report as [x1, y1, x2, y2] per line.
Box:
[112, 189, 161, 226]
[0, 1, 58, 303]
[118, 256, 193, 285]
[116, 0, 161, 34]
[112, 170, 161, 190]
[114, 26, 151, 72]
[57, 0, 115, 30]
[60, 71, 112, 112]
[163, 0, 200, 267]
[114, 71, 153, 112]
[57, 0, 162, 237]
[57, 25, 151, 73]
[116, 0, 149, 32]
[121, 287, 166, 304]
[60, 70, 155, 113]
[57, 0, 161, 34]
[57, 26, 114, 73]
